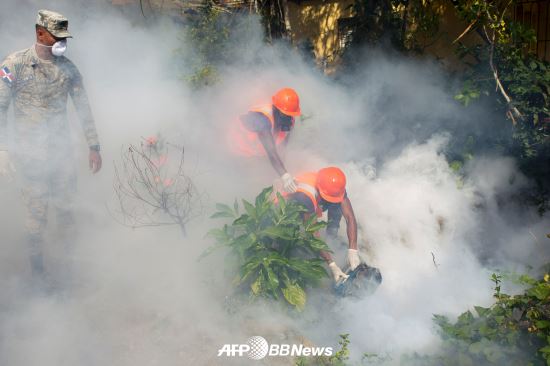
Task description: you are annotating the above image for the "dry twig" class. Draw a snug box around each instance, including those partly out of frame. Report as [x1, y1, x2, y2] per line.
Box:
[111, 137, 203, 236]
[485, 3, 523, 125]
[453, 18, 478, 44]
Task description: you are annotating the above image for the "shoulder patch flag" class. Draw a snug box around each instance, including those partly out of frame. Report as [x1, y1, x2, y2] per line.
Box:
[0, 66, 14, 86]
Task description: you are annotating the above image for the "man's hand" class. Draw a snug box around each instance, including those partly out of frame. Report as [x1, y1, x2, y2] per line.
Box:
[348, 249, 361, 271]
[329, 262, 349, 283]
[89, 149, 102, 174]
[281, 172, 297, 193]
[0, 150, 16, 181]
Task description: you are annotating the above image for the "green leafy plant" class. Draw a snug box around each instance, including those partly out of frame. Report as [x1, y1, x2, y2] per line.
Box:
[404, 272, 550, 365]
[174, 0, 232, 88]
[203, 187, 330, 310]
[452, 0, 550, 159]
[295, 334, 351, 366]
[448, 0, 550, 212]
[329, 334, 351, 365]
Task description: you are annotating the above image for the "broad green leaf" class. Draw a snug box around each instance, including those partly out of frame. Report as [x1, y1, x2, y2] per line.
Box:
[458, 311, 475, 324]
[304, 214, 318, 229]
[210, 211, 235, 219]
[264, 265, 280, 299]
[211, 203, 235, 219]
[281, 282, 307, 311]
[215, 203, 233, 212]
[306, 221, 327, 233]
[536, 320, 550, 329]
[255, 186, 273, 208]
[260, 226, 294, 241]
[519, 274, 538, 286]
[288, 258, 328, 281]
[206, 227, 228, 241]
[479, 324, 495, 337]
[233, 214, 250, 226]
[307, 238, 331, 252]
[528, 284, 550, 300]
[493, 315, 505, 325]
[231, 233, 254, 250]
[474, 306, 490, 317]
[240, 256, 263, 283]
[263, 251, 289, 264]
[276, 192, 286, 211]
[243, 200, 256, 219]
[250, 275, 262, 295]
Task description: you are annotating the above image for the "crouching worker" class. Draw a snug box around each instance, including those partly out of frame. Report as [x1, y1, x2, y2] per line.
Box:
[287, 167, 363, 283]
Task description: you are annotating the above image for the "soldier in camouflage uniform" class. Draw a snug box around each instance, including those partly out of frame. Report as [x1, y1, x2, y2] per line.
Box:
[0, 10, 102, 284]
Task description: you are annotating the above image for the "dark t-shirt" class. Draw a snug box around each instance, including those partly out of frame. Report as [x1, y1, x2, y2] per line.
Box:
[290, 191, 346, 235]
[240, 112, 271, 133]
[290, 191, 347, 213]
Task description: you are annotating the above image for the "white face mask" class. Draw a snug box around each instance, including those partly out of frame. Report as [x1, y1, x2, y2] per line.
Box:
[51, 40, 67, 57]
[37, 39, 67, 57]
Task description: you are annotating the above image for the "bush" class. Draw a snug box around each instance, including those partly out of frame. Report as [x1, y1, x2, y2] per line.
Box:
[405, 273, 550, 365]
[203, 187, 330, 311]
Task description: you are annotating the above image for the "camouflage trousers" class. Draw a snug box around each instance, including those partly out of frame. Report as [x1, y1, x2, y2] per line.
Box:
[18, 157, 77, 276]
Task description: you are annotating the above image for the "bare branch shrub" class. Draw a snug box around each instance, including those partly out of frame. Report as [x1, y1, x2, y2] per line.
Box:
[112, 135, 203, 235]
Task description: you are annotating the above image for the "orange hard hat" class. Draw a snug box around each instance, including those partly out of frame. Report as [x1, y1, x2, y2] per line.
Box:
[272, 88, 301, 117]
[316, 167, 346, 203]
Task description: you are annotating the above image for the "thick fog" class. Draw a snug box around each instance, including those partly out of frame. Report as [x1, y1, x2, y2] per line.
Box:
[0, 1, 548, 365]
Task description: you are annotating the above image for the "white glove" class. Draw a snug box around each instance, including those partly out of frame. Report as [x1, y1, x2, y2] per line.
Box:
[281, 172, 297, 193]
[329, 262, 349, 283]
[0, 151, 15, 181]
[348, 249, 361, 271]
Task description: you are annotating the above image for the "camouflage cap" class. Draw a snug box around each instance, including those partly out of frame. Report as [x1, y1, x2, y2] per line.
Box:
[36, 9, 72, 38]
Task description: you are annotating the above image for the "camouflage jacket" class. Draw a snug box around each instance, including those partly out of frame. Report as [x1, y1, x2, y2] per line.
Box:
[0, 46, 99, 158]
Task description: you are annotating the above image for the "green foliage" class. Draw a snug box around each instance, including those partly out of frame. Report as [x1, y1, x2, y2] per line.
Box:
[295, 334, 394, 366]
[175, 0, 231, 88]
[174, 0, 283, 88]
[204, 187, 330, 310]
[447, 0, 550, 212]
[452, 0, 550, 161]
[405, 272, 550, 365]
[295, 334, 351, 366]
[344, 0, 444, 56]
[454, 80, 481, 107]
[326, 333, 351, 365]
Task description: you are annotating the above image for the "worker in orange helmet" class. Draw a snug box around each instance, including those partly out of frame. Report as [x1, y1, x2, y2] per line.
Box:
[287, 167, 362, 283]
[229, 88, 301, 192]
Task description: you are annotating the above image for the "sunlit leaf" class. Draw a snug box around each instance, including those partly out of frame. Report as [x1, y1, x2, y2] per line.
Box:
[282, 282, 307, 311]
